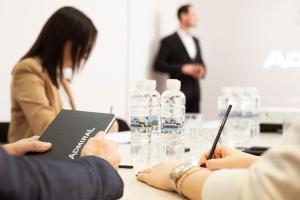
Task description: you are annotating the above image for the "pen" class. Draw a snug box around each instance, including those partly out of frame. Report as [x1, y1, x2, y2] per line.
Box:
[119, 164, 134, 169]
[200, 104, 232, 167]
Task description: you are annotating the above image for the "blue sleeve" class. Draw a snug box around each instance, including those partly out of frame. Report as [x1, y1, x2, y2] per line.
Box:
[0, 148, 123, 200]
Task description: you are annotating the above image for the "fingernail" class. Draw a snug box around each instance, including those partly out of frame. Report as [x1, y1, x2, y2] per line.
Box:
[200, 163, 206, 168]
[43, 142, 52, 147]
[136, 171, 141, 176]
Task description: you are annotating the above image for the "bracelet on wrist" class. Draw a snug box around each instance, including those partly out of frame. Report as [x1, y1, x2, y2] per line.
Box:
[169, 162, 194, 191]
[176, 167, 203, 197]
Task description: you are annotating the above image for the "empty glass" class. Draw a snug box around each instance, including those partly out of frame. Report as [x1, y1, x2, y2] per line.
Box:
[188, 127, 217, 165]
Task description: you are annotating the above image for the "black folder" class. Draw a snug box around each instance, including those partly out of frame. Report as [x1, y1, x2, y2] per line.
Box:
[27, 109, 115, 160]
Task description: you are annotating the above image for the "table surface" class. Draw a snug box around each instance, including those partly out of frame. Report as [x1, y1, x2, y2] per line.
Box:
[117, 132, 282, 200]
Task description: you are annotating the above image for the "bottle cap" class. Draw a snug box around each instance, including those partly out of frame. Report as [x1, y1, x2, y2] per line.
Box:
[147, 80, 157, 90]
[221, 87, 231, 94]
[167, 79, 181, 91]
[246, 87, 258, 94]
[136, 80, 147, 90]
[233, 87, 244, 94]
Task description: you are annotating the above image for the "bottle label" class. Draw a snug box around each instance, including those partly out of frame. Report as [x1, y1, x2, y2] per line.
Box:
[148, 115, 159, 132]
[130, 116, 147, 133]
[161, 117, 182, 134]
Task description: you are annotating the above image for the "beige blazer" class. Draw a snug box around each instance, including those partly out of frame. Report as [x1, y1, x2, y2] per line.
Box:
[8, 57, 75, 143]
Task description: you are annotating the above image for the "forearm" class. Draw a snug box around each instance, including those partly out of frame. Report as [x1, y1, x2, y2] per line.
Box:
[179, 169, 211, 200]
[0, 150, 123, 200]
[154, 61, 182, 74]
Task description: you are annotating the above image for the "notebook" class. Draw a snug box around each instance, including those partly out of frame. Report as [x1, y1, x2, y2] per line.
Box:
[27, 109, 115, 160]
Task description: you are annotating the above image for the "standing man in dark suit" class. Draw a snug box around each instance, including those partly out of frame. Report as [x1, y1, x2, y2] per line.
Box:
[154, 4, 206, 113]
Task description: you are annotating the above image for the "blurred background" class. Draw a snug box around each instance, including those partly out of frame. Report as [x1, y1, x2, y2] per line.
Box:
[1, 0, 300, 121]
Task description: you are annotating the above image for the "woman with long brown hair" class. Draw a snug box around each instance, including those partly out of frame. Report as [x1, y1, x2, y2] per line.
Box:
[8, 6, 98, 142]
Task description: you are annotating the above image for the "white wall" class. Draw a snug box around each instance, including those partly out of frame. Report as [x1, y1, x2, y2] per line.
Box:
[1, 0, 300, 122]
[128, 0, 191, 94]
[0, 0, 190, 121]
[0, 0, 43, 121]
[128, 0, 300, 121]
[194, 0, 300, 119]
[0, 0, 129, 121]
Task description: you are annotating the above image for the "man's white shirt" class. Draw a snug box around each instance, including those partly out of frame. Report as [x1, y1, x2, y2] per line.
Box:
[177, 28, 197, 59]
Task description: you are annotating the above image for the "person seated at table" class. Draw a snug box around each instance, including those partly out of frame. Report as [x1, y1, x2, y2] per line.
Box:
[8, 6, 118, 143]
[137, 118, 300, 200]
[1, 132, 123, 200]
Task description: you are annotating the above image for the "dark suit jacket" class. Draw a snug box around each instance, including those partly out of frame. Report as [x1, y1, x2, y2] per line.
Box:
[154, 32, 205, 109]
[0, 147, 123, 200]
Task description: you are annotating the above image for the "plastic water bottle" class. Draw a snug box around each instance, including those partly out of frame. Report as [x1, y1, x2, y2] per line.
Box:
[147, 80, 161, 135]
[222, 87, 243, 147]
[146, 80, 162, 164]
[218, 87, 234, 146]
[253, 88, 261, 137]
[217, 87, 231, 119]
[239, 88, 253, 147]
[160, 79, 186, 160]
[129, 80, 150, 171]
[219, 87, 260, 148]
[246, 87, 260, 139]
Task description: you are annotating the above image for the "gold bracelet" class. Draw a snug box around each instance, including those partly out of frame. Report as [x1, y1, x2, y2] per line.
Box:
[170, 162, 194, 192]
[176, 167, 202, 197]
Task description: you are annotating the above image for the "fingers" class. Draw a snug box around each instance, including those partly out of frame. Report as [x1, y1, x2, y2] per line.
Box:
[199, 146, 225, 166]
[137, 171, 150, 183]
[106, 150, 121, 171]
[12, 136, 52, 155]
[28, 140, 52, 153]
[22, 135, 40, 142]
[199, 154, 208, 166]
[94, 131, 105, 139]
[30, 135, 40, 141]
[140, 167, 152, 173]
[204, 158, 231, 170]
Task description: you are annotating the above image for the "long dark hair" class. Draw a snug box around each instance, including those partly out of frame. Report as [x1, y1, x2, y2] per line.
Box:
[22, 6, 97, 88]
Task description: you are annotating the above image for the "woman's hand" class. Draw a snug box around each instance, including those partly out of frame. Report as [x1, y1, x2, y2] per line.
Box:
[3, 136, 52, 155]
[137, 161, 212, 200]
[137, 160, 183, 192]
[199, 145, 258, 170]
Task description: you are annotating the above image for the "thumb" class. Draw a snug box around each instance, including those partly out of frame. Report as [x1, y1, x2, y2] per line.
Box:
[25, 140, 52, 153]
[24, 135, 40, 142]
[205, 158, 231, 170]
